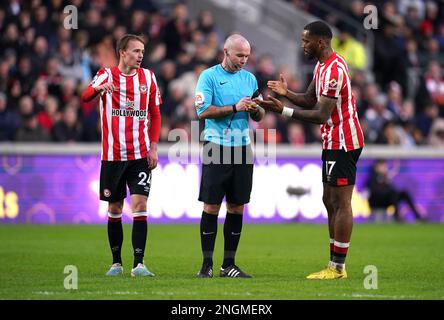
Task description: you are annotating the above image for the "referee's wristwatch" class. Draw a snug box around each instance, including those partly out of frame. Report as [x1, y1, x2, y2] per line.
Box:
[232, 104, 237, 113]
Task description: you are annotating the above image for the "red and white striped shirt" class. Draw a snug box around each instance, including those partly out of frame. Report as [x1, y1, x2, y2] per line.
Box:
[313, 52, 364, 151]
[86, 67, 162, 161]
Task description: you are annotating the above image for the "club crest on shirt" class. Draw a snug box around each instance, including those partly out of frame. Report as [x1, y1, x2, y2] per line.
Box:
[195, 92, 205, 110]
[139, 84, 147, 93]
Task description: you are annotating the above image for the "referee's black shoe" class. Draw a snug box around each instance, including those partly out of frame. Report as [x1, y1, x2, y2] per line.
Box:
[220, 265, 252, 278]
[197, 264, 213, 278]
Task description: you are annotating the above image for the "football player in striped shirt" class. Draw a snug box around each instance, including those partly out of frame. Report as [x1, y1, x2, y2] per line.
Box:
[82, 34, 161, 277]
[256, 21, 364, 279]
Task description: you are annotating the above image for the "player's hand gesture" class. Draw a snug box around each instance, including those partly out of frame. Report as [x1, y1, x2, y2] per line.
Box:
[94, 83, 116, 94]
[254, 95, 284, 114]
[147, 143, 158, 169]
[267, 74, 288, 96]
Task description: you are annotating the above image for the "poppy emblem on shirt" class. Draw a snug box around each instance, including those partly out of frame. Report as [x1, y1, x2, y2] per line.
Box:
[140, 85, 147, 93]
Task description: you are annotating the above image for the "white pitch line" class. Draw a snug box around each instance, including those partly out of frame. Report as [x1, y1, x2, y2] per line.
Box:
[30, 290, 256, 297]
[30, 291, 431, 299]
[315, 293, 422, 299]
[32, 291, 144, 295]
[32, 291, 55, 295]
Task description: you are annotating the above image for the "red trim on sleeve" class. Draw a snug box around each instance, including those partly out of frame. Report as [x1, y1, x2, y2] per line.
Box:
[81, 86, 98, 102]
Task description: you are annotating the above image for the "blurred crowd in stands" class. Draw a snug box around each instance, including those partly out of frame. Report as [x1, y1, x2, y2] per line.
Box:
[1, 0, 444, 147]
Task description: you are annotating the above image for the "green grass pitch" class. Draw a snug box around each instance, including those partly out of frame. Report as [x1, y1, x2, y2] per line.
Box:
[0, 224, 443, 300]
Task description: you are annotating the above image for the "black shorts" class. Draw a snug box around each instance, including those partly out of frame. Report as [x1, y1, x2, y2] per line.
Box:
[100, 158, 152, 202]
[198, 142, 254, 205]
[322, 148, 362, 187]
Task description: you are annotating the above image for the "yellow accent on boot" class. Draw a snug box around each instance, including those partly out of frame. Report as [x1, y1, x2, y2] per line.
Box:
[306, 266, 347, 280]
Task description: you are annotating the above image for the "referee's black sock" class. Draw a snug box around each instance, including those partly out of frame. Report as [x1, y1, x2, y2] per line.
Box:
[132, 216, 147, 268]
[222, 212, 243, 268]
[200, 211, 218, 266]
[107, 216, 123, 265]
